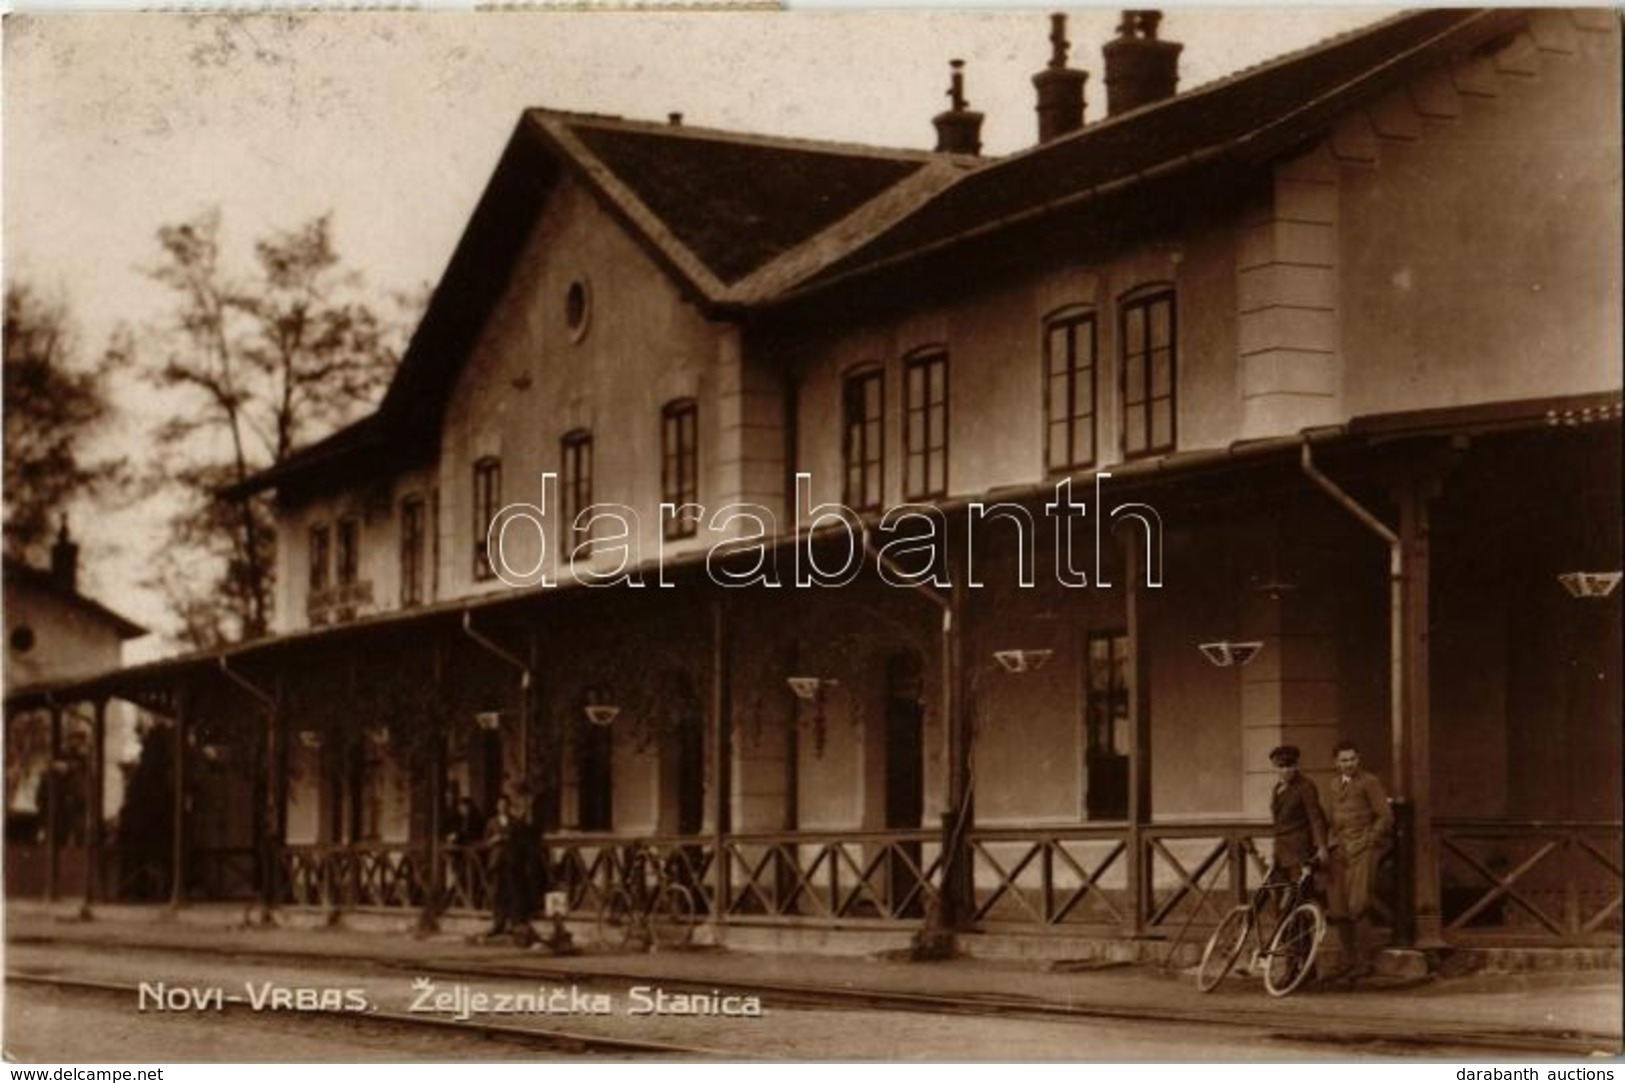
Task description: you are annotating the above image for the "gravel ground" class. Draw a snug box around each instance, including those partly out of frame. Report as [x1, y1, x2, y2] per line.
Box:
[3, 940, 1560, 1062]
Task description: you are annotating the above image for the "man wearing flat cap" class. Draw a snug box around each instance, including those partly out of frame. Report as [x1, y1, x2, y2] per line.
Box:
[1269, 745, 1327, 884]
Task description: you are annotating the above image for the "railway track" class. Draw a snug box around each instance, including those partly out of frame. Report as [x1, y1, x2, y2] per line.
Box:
[6, 971, 748, 1060]
[10, 933, 1619, 1058]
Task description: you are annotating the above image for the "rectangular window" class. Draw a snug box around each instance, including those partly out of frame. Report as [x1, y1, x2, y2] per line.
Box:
[577, 721, 613, 831]
[841, 368, 884, 511]
[661, 400, 699, 540]
[359, 742, 386, 842]
[1121, 291, 1176, 458]
[1086, 632, 1130, 756]
[430, 487, 440, 601]
[904, 351, 948, 501]
[1045, 312, 1097, 473]
[336, 518, 360, 587]
[1084, 630, 1130, 821]
[472, 457, 501, 581]
[400, 496, 425, 607]
[308, 524, 330, 593]
[562, 430, 593, 552]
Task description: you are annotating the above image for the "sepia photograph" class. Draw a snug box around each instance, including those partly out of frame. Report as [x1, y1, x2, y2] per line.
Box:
[2, 5, 1621, 1064]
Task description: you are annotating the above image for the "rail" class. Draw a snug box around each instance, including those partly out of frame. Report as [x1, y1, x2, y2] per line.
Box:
[242, 818, 1623, 949]
[277, 843, 427, 910]
[722, 829, 942, 924]
[1435, 818, 1621, 945]
[547, 834, 716, 918]
[966, 821, 1271, 932]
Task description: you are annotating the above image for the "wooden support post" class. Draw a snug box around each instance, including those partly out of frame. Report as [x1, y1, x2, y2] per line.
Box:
[171, 689, 189, 908]
[1124, 535, 1153, 936]
[425, 640, 446, 921]
[523, 628, 538, 804]
[710, 594, 732, 930]
[85, 698, 108, 910]
[274, 674, 290, 907]
[928, 571, 972, 937]
[261, 682, 282, 912]
[1397, 483, 1443, 948]
[45, 701, 63, 903]
[516, 631, 532, 802]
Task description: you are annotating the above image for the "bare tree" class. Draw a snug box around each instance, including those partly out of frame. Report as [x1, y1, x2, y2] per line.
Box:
[2, 283, 121, 564]
[135, 209, 410, 646]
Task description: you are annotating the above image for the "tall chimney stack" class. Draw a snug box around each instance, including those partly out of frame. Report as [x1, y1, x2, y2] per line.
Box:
[1032, 13, 1088, 143]
[932, 59, 984, 155]
[50, 515, 78, 594]
[1102, 10, 1182, 117]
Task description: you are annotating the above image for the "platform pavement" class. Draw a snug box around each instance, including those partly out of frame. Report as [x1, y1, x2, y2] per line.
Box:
[5, 901, 1621, 1052]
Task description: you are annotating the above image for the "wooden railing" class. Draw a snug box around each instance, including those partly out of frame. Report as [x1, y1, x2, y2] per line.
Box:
[547, 834, 717, 918]
[278, 843, 426, 910]
[440, 844, 493, 913]
[1436, 819, 1622, 945]
[256, 818, 1620, 948]
[966, 822, 1270, 933]
[721, 829, 942, 924]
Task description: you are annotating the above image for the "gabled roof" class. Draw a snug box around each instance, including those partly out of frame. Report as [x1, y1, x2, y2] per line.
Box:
[783, 8, 1523, 298]
[234, 112, 958, 498]
[237, 7, 1535, 500]
[552, 115, 945, 288]
[2, 557, 147, 640]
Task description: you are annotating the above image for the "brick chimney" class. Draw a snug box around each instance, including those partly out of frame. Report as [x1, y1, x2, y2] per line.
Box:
[1102, 10, 1182, 117]
[50, 515, 78, 593]
[1032, 13, 1088, 143]
[932, 59, 984, 155]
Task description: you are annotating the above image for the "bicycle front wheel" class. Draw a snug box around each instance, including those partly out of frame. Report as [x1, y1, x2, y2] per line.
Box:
[596, 887, 637, 951]
[1196, 906, 1253, 992]
[650, 883, 696, 949]
[1263, 902, 1325, 997]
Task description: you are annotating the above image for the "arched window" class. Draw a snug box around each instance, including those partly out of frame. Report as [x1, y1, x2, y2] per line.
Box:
[903, 347, 949, 501]
[841, 364, 885, 511]
[661, 399, 699, 540]
[1043, 307, 1097, 473]
[1119, 287, 1176, 458]
[561, 430, 593, 550]
[472, 457, 501, 581]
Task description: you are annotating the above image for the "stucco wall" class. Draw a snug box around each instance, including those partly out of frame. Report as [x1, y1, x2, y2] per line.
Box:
[3, 580, 127, 686]
[274, 464, 437, 634]
[436, 175, 729, 599]
[1338, 16, 1622, 418]
[285, 742, 321, 845]
[790, 221, 1240, 511]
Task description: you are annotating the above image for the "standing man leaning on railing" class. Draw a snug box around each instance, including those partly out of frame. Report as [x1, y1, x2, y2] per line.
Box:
[1323, 739, 1394, 980]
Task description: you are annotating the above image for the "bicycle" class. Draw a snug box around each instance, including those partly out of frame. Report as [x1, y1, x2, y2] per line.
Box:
[1195, 863, 1327, 997]
[595, 843, 696, 950]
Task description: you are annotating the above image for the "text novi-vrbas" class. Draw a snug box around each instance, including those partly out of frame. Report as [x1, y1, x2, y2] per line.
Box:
[137, 983, 372, 1012]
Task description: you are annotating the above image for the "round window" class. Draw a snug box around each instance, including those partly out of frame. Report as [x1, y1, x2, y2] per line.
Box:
[10, 625, 36, 654]
[565, 279, 591, 342]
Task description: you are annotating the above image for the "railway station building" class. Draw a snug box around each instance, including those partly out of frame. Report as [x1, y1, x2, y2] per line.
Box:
[6, 8, 1620, 958]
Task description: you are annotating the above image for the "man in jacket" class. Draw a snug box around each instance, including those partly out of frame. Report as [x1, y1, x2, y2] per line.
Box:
[1324, 739, 1394, 978]
[1268, 745, 1327, 883]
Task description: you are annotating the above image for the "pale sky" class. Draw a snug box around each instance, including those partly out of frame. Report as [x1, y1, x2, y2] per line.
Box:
[2, 6, 1397, 654]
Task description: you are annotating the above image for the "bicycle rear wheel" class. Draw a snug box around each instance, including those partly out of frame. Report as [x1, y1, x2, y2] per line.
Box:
[1263, 902, 1325, 997]
[596, 887, 637, 951]
[651, 883, 696, 949]
[1196, 906, 1253, 992]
